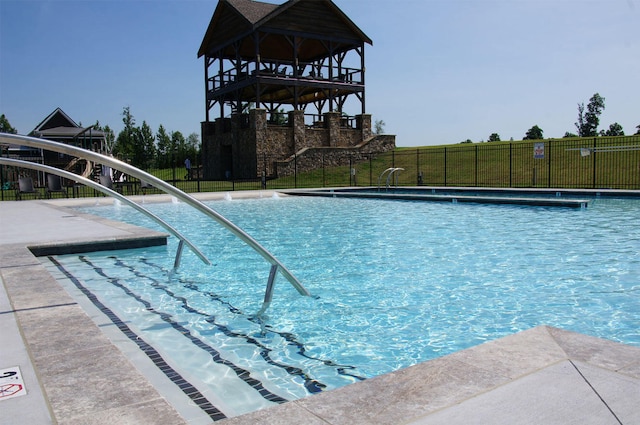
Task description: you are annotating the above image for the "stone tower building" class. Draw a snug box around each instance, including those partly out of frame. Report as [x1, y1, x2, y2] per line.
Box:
[198, 0, 395, 180]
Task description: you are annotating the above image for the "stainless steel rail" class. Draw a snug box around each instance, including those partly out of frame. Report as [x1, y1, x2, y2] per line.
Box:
[386, 168, 404, 189]
[0, 157, 210, 266]
[0, 133, 310, 297]
[377, 167, 404, 191]
[377, 168, 394, 190]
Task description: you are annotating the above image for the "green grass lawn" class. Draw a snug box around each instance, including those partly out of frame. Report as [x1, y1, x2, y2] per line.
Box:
[344, 135, 640, 189]
[2, 135, 639, 201]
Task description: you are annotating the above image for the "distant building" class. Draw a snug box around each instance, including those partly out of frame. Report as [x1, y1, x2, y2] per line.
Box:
[198, 0, 395, 180]
[5, 108, 106, 185]
[30, 107, 107, 168]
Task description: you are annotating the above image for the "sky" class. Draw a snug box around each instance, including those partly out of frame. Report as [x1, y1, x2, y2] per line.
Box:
[1, 0, 638, 147]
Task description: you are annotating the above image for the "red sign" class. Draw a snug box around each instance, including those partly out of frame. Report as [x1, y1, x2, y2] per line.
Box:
[0, 366, 27, 401]
[0, 383, 23, 398]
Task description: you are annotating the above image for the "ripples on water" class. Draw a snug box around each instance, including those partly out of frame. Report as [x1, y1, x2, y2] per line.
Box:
[77, 196, 640, 380]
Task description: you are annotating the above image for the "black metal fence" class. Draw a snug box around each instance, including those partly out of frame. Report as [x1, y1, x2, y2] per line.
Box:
[378, 135, 640, 190]
[2, 135, 639, 201]
[270, 135, 640, 190]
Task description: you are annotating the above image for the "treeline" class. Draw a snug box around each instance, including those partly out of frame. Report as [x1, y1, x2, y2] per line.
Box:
[0, 107, 200, 171]
[95, 106, 200, 170]
[462, 93, 640, 144]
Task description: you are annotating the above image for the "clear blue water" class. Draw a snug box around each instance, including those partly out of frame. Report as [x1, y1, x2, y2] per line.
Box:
[45, 195, 640, 414]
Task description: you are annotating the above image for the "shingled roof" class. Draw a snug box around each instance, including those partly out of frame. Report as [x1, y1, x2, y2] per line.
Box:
[30, 108, 79, 133]
[226, 0, 277, 24]
[28, 108, 105, 140]
[198, 0, 372, 59]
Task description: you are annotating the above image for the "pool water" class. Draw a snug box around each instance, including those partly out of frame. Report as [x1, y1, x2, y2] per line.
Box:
[44, 195, 640, 418]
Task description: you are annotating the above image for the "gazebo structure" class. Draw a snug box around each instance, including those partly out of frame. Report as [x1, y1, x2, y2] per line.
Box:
[30, 108, 107, 162]
[198, 0, 395, 180]
[3, 108, 106, 186]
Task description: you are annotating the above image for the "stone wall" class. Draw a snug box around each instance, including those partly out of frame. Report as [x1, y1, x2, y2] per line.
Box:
[202, 108, 394, 179]
[200, 121, 217, 180]
[273, 134, 396, 177]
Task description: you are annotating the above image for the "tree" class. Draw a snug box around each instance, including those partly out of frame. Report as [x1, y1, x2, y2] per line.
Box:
[575, 93, 605, 137]
[114, 106, 136, 162]
[563, 132, 578, 138]
[155, 125, 171, 168]
[636, 124, 640, 135]
[0, 114, 17, 134]
[270, 108, 288, 125]
[185, 132, 200, 162]
[113, 107, 155, 169]
[460, 139, 473, 144]
[93, 120, 115, 154]
[523, 125, 543, 140]
[374, 119, 385, 134]
[600, 123, 624, 136]
[137, 121, 156, 169]
[488, 133, 501, 142]
[170, 130, 186, 168]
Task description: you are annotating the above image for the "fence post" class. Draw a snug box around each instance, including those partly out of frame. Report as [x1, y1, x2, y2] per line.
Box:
[509, 142, 513, 187]
[592, 137, 597, 188]
[263, 152, 267, 189]
[416, 149, 421, 185]
[548, 140, 552, 188]
[444, 147, 447, 186]
[322, 151, 325, 187]
[294, 153, 298, 188]
[0, 147, 5, 201]
[172, 149, 177, 186]
[349, 156, 354, 186]
[475, 144, 478, 187]
[196, 155, 201, 192]
[0, 145, 5, 201]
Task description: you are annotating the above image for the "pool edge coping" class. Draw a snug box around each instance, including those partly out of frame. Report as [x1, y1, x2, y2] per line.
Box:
[2, 191, 639, 424]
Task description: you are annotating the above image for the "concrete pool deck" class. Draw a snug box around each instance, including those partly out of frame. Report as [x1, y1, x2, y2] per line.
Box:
[1, 193, 639, 424]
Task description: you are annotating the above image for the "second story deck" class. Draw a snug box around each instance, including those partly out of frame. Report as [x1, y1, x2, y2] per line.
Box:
[199, 0, 372, 120]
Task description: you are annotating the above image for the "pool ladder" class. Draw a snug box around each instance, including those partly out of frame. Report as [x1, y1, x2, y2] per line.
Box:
[377, 167, 404, 191]
[0, 133, 311, 314]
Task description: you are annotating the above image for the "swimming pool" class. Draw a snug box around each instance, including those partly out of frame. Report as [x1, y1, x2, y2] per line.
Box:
[43, 194, 640, 420]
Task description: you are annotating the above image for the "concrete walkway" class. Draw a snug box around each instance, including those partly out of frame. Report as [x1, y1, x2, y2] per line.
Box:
[1, 195, 639, 424]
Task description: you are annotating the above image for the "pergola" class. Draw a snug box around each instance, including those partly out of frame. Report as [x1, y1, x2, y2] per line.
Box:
[198, 0, 372, 123]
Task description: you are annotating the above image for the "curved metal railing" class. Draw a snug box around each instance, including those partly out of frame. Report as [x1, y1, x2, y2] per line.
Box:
[377, 167, 404, 191]
[0, 157, 210, 267]
[386, 168, 404, 189]
[0, 133, 310, 297]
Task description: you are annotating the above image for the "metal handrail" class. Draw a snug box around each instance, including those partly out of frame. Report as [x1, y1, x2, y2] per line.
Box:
[386, 168, 404, 190]
[0, 133, 310, 297]
[0, 157, 210, 266]
[377, 168, 395, 191]
[377, 167, 404, 191]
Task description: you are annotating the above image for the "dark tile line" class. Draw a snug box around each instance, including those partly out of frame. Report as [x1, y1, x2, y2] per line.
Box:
[130, 258, 332, 393]
[47, 256, 228, 422]
[76, 255, 290, 404]
[0, 301, 78, 315]
[141, 257, 367, 385]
